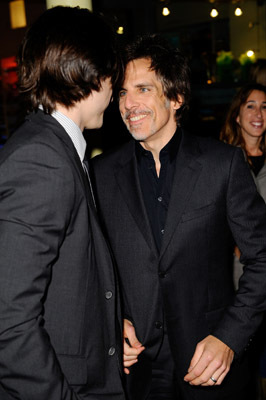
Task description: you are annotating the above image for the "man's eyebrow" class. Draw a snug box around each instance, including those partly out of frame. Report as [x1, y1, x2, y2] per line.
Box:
[119, 83, 154, 91]
[246, 100, 266, 104]
[135, 83, 154, 88]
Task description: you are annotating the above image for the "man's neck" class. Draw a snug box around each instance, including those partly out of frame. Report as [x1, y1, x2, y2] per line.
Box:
[56, 103, 84, 132]
[140, 128, 177, 177]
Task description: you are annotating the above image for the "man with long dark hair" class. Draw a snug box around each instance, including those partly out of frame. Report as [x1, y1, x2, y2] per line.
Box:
[0, 6, 125, 400]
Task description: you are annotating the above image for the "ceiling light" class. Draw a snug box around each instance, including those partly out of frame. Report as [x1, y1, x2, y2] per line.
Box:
[210, 8, 219, 18]
[235, 7, 243, 16]
[162, 7, 170, 16]
[247, 50, 255, 57]
[117, 26, 124, 35]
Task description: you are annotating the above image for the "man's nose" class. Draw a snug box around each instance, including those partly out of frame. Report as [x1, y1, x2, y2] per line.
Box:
[124, 93, 139, 110]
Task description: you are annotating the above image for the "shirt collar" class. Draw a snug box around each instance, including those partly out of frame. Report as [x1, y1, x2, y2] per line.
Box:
[51, 109, 87, 162]
[39, 106, 87, 162]
[135, 128, 181, 163]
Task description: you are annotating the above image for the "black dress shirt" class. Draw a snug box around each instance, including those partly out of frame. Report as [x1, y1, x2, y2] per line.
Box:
[136, 130, 181, 251]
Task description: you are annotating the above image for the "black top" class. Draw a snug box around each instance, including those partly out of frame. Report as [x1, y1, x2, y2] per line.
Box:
[135, 130, 181, 251]
[249, 155, 265, 177]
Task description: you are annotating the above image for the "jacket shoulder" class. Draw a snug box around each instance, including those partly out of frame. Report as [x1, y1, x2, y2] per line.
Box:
[92, 140, 134, 169]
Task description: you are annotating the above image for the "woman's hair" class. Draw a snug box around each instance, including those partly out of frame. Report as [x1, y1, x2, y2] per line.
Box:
[250, 59, 266, 86]
[122, 34, 191, 123]
[220, 83, 266, 159]
[18, 6, 121, 113]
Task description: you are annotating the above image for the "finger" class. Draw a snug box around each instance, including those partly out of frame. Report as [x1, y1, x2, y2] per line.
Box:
[201, 375, 220, 387]
[184, 353, 210, 381]
[124, 340, 144, 356]
[125, 323, 143, 349]
[187, 343, 204, 373]
[214, 368, 229, 385]
[123, 352, 140, 363]
[124, 359, 138, 368]
[186, 364, 214, 386]
[185, 353, 223, 385]
[189, 358, 230, 386]
[201, 362, 231, 386]
[201, 351, 233, 386]
[123, 353, 139, 361]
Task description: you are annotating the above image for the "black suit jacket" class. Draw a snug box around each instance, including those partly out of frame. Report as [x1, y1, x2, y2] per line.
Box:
[92, 131, 266, 399]
[0, 111, 125, 400]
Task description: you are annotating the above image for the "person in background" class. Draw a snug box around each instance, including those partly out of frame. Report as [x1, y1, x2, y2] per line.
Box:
[220, 83, 266, 400]
[220, 83, 266, 286]
[92, 34, 266, 400]
[0, 6, 125, 400]
[250, 59, 266, 87]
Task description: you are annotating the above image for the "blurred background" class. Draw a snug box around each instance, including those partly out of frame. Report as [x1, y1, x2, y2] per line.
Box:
[1, 0, 266, 154]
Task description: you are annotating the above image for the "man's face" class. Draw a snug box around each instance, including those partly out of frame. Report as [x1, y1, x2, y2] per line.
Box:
[119, 58, 181, 146]
[80, 77, 113, 130]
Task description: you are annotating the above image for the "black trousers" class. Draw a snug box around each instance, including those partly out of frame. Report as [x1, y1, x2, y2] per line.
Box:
[147, 332, 179, 400]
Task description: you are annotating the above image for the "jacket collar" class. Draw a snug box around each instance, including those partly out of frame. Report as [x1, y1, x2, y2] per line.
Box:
[114, 131, 203, 258]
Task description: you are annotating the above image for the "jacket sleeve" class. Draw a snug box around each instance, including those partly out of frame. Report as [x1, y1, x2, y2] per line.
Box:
[0, 142, 80, 399]
[213, 147, 266, 356]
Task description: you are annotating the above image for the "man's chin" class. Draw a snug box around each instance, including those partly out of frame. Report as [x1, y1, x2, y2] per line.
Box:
[127, 128, 146, 141]
[130, 133, 147, 141]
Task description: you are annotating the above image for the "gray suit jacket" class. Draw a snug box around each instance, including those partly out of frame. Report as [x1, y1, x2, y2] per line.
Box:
[0, 111, 125, 400]
[92, 130, 266, 399]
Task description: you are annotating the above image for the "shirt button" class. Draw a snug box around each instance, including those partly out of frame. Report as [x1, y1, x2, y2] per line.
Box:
[159, 271, 166, 278]
[158, 196, 162, 202]
[108, 346, 116, 356]
[155, 321, 163, 329]
[105, 291, 113, 299]
[161, 229, 164, 235]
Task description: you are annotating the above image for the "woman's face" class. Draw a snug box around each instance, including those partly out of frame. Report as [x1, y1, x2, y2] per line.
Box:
[236, 90, 266, 142]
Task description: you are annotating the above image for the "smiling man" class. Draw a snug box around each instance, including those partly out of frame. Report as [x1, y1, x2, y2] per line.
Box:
[92, 34, 266, 400]
[0, 6, 125, 400]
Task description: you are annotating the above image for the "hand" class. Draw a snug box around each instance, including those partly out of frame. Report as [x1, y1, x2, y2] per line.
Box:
[234, 246, 241, 260]
[123, 319, 145, 374]
[184, 335, 234, 386]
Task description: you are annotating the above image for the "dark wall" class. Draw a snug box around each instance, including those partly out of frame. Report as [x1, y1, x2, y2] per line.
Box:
[0, 1, 46, 59]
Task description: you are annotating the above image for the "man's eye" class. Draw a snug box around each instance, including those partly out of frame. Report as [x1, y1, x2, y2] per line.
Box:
[119, 91, 126, 98]
[140, 87, 148, 93]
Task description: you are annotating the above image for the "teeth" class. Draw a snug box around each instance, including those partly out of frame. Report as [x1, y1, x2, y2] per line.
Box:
[129, 114, 146, 122]
[252, 122, 263, 127]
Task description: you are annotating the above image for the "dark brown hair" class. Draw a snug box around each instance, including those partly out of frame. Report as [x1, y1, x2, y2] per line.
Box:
[220, 83, 266, 160]
[18, 6, 121, 113]
[121, 34, 191, 123]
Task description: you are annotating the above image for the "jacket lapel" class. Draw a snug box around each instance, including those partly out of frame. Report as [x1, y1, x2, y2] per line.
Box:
[28, 111, 98, 217]
[115, 141, 158, 254]
[160, 132, 203, 259]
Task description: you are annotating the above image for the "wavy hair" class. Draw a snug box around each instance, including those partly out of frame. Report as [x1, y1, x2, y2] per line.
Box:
[18, 6, 121, 113]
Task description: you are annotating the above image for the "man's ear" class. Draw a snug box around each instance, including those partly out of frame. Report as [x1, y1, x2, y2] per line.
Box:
[173, 94, 183, 110]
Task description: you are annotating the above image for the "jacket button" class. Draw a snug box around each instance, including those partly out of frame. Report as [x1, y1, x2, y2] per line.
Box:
[108, 346, 116, 356]
[155, 321, 163, 329]
[105, 291, 113, 299]
[159, 271, 166, 278]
